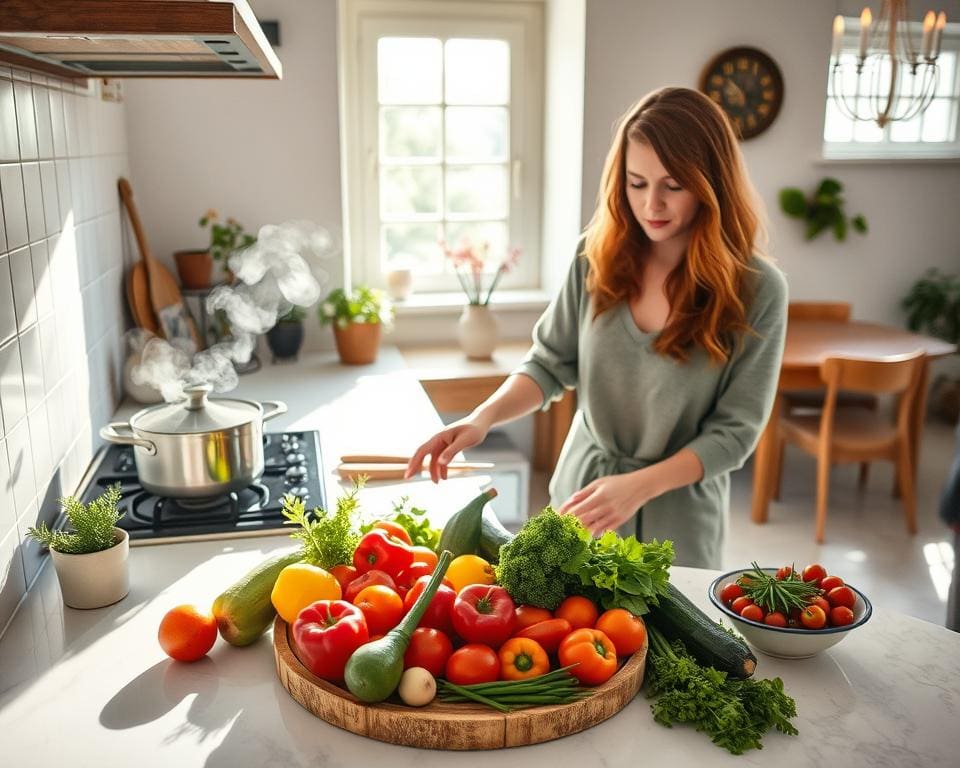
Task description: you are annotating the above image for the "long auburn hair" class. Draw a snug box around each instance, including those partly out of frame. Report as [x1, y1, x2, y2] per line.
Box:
[583, 86, 768, 364]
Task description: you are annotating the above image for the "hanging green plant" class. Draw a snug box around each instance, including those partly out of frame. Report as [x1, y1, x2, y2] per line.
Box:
[778, 178, 867, 242]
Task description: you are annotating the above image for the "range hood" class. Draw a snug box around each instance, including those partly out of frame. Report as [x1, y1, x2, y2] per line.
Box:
[0, 0, 281, 79]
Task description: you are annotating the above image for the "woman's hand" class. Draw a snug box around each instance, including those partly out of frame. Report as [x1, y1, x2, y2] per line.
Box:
[557, 470, 656, 537]
[404, 417, 491, 483]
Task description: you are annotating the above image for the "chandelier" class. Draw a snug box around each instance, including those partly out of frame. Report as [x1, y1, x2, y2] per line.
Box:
[830, 1, 947, 127]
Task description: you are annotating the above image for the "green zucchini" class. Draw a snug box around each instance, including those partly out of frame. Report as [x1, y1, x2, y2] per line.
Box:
[437, 488, 498, 557]
[646, 582, 757, 678]
[477, 506, 514, 563]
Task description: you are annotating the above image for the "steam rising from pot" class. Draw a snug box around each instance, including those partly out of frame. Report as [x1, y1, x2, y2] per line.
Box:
[131, 220, 334, 401]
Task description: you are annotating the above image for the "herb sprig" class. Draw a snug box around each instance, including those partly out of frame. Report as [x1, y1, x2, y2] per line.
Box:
[281, 484, 362, 569]
[737, 561, 820, 613]
[27, 484, 124, 554]
[359, 496, 442, 551]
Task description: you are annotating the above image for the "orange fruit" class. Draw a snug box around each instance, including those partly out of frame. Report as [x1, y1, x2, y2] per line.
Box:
[158, 604, 218, 662]
[445, 554, 496, 593]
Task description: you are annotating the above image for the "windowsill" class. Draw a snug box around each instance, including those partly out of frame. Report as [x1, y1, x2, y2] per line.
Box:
[816, 151, 960, 165]
[393, 289, 552, 317]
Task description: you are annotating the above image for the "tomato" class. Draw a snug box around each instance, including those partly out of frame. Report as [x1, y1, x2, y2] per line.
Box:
[776, 565, 794, 581]
[515, 605, 553, 630]
[558, 628, 618, 686]
[445, 643, 500, 685]
[403, 627, 453, 677]
[410, 546, 439, 569]
[827, 586, 856, 609]
[452, 585, 516, 648]
[800, 604, 827, 630]
[809, 596, 831, 615]
[740, 604, 765, 622]
[731, 596, 754, 615]
[802, 563, 827, 587]
[394, 562, 435, 599]
[499, 637, 550, 681]
[820, 575, 844, 592]
[372, 520, 412, 545]
[352, 584, 404, 635]
[516, 618, 572, 654]
[555, 595, 599, 630]
[830, 606, 855, 627]
[404, 575, 456, 635]
[720, 582, 744, 604]
[344, 570, 396, 603]
[329, 564, 359, 592]
[764, 611, 788, 628]
[594, 609, 647, 656]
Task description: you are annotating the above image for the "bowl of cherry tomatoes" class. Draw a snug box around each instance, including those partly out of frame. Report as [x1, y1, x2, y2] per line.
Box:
[708, 563, 872, 659]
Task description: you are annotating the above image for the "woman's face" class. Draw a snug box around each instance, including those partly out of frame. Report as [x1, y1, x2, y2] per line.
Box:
[624, 139, 701, 248]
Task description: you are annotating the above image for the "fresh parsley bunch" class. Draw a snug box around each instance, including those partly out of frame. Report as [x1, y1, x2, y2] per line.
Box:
[359, 496, 442, 551]
[281, 487, 361, 569]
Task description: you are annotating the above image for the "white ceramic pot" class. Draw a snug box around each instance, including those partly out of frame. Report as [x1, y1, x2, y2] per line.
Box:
[50, 528, 130, 609]
[457, 304, 498, 360]
[386, 268, 413, 301]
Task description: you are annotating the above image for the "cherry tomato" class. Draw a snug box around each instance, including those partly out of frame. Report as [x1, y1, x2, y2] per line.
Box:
[516, 618, 573, 654]
[352, 585, 404, 635]
[343, 570, 396, 603]
[394, 562, 435, 599]
[764, 611, 788, 628]
[800, 604, 827, 630]
[445, 643, 499, 685]
[410, 546, 439, 569]
[830, 606, 855, 627]
[403, 627, 453, 677]
[554, 595, 599, 630]
[802, 563, 827, 587]
[776, 565, 794, 581]
[329, 564, 359, 592]
[595, 609, 647, 656]
[827, 586, 856, 609]
[731, 596, 755, 615]
[372, 520, 412, 545]
[558, 629, 618, 686]
[820, 575, 844, 592]
[720, 582, 744, 604]
[810, 596, 831, 615]
[740, 604, 765, 622]
[404, 575, 456, 635]
[514, 604, 553, 630]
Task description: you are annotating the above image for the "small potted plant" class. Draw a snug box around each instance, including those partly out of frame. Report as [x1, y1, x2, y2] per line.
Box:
[319, 286, 394, 365]
[174, 209, 257, 289]
[778, 178, 868, 242]
[27, 484, 129, 609]
[266, 305, 308, 362]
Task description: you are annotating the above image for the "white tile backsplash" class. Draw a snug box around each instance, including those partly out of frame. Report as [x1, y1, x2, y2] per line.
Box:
[0, 73, 128, 631]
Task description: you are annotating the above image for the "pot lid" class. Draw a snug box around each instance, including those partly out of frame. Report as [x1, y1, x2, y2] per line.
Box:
[130, 384, 262, 434]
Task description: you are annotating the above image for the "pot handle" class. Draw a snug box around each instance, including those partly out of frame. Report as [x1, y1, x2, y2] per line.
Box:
[99, 422, 157, 455]
[261, 401, 288, 423]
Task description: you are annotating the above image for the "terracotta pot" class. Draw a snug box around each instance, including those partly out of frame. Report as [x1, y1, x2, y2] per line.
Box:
[174, 249, 213, 289]
[457, 304, 498, 360]
[50, 528, 130, 609]
[333, 321, 382, 365]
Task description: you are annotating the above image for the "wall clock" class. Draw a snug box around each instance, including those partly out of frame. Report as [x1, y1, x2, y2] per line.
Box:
[699, 47, 784, 140]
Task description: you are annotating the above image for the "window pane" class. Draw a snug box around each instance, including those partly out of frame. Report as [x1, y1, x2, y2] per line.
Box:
[852, 98, 884, 141]
[934, 52, 956, 98]
[823, 99, 854, 142]
[921, 98, 954, 142]
[380, 107, 442, 159]
[445, 39, 509, 105]
[444, 221, 509, 271]
[890, 110, 922, 141]
[382, 223, 443, 273]
[446, 165, 509, 217]
[380, 166, 442, 217]
[378, 38, 442, 104]
[445, 107, 508, 162]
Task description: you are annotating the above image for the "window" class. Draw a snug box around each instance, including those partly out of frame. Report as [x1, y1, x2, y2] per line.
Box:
[339, 0, 543, 295]
[823, 19, 960, 159]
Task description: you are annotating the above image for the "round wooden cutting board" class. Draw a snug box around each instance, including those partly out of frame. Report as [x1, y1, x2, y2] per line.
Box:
[273, 616, 647, 750]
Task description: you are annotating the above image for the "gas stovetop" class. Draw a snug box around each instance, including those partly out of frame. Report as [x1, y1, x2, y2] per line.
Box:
[74, 430, 326, 545]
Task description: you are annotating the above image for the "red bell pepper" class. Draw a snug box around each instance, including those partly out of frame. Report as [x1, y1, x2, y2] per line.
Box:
[451, 584, 516, 648]
[353, 529, 414, 577]
[292, 600, 369, 682]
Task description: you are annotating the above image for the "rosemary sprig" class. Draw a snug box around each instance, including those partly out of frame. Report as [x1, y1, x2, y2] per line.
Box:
[736, 561, 820, 613]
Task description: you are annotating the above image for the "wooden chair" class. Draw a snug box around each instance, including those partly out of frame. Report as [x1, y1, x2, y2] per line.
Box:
[775, 351, 925, 543]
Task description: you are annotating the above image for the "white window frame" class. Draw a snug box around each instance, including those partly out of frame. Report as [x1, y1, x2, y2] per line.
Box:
[822, 19, 960, 160]
[338, 0, 544, 295]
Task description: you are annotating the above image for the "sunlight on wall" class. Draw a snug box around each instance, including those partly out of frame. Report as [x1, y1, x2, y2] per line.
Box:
[922, 541, 955, 602]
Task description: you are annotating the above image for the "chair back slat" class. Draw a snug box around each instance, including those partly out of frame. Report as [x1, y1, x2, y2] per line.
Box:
[788, 302, 852, 322]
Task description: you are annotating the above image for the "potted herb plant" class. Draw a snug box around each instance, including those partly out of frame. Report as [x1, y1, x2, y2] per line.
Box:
[27, 484, 129, 609]
[319, 286, 394, 365]
[902, 268, 960, 422]
[266, 305, 308, 362]
[174, 209, 257, 289]
[779, 178, 867, 242]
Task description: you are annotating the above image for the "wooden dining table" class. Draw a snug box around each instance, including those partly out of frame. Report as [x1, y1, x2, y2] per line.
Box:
[750, 319, 957, 524]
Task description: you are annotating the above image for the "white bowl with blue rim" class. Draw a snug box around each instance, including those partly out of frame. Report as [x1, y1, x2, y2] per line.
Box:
[708, 567, 872, 659]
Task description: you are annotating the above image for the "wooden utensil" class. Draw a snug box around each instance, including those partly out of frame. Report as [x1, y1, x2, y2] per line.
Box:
[336, 460, 494, 482]
[125, 261, 159, 334]
[118, 178, 201, 350]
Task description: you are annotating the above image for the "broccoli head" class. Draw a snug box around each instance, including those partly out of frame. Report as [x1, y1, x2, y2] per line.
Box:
[494, 507, 587, 610]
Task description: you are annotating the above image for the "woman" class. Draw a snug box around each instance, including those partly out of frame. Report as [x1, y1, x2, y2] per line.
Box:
[405, 87, 788, 568]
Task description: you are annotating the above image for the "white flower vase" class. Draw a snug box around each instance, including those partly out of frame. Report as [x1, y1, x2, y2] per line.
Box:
[50, 528, 130, 609]
[458, 304, 498, 360]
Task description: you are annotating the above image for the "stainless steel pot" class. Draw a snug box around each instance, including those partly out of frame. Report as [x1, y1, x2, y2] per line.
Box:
[99, 384, 287, 498]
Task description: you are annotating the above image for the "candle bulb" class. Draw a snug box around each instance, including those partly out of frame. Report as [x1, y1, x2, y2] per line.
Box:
[857, 7, 872, 60]
[921, 10, 935, 60]
[832, 15, 845, 59]
[933, 11, 947, 59]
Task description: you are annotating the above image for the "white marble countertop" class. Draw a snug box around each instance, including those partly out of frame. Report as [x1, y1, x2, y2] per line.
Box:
[2, 349, 960, 766]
